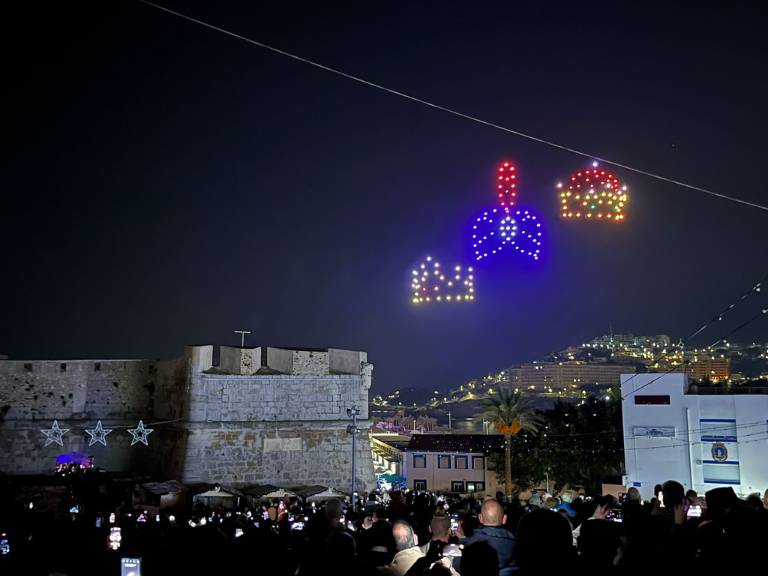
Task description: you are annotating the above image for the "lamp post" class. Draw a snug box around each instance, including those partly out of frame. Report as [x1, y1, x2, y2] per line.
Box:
[346, 406, 361, 511]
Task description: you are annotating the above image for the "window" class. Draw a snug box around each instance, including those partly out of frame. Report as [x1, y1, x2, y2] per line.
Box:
[94, 363, 101, 372]
[413, 480, 427, 491]
[451, 481, 465, 493]
[467, 481, 486, 492]
[438, 455, 452, 469]
[472, 456, 485, 470]
[24, 363, 33, 372]
[455, 456, 468, 469]
[413, 455, 426, 468]
[60, 363, 67, 372]
[634, 395, 670, 405]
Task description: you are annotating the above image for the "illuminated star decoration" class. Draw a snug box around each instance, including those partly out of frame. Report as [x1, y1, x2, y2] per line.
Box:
[127, 420, 154, 446]
[470, 161, 544, 262]
[41, 420, 69, 447]
[411, 256, 475, 304]
[557, 161, 628, 221]
[85, 420, 113, 447]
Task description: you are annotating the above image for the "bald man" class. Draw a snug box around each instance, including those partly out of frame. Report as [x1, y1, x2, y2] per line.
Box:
[377, 520, 424, 576]
[462, 499, 517, 576]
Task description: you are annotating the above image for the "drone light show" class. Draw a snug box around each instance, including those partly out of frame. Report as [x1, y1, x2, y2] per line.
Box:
[470, 162, 544, 263]
[411, 256, 475, 304]
[557, 161, 628, 221]
[496, 161, 518, 207]
[409, 161, 549, 305]
[470, 207, 542, 262]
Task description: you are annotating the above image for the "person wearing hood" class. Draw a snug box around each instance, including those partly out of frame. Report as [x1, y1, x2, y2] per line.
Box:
[462, 499, 517, 576]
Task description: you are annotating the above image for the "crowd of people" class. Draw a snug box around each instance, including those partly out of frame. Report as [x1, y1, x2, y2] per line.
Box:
[1, 479, 767, 575]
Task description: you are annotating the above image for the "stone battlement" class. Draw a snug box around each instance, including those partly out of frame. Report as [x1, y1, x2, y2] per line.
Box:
[185, 345, 368, 377]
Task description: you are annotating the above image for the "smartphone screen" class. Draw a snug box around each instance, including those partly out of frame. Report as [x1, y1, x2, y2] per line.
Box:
[121, 557, 141, 576]
[687, 505, 702, 518]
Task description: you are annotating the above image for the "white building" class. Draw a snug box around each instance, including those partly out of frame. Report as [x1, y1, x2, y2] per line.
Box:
[621, 373, 768, 500]
[401, 434, 504, 495]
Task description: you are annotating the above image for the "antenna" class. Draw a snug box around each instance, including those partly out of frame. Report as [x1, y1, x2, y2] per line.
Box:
[234, 330, 251, 347]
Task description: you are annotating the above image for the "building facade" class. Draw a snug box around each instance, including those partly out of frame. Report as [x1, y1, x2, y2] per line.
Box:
[400, 434, 504, 495]
[507, 361, 637, 391]
[621, 373, 768, 500]
[0, 345, 375, 492]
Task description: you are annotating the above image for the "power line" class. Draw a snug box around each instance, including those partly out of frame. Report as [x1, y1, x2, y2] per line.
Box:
[541, 418, 768, 440]
[537, 429, 768, 453]
[137, 0, 768, 213]
[617, 273, 764, 395]
[621, 304, 768, 401]
[618, 271, 766, 400]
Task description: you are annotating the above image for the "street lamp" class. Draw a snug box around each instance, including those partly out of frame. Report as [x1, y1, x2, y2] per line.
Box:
[346, 406, 361, 511]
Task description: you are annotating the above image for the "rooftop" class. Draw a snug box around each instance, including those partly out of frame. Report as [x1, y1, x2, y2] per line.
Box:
[406, 434, 505, 454]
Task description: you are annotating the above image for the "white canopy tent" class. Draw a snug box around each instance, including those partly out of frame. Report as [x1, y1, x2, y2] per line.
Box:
[264, 488, 298, 499]
[306, 487, 348, 502]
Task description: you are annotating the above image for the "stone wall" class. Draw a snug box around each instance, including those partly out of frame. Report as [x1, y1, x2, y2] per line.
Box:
[180, 422, 373, 490]
[0, 360, 158, 421]
[187, 374, 369, 422]
[0, 345, 376, 492]
[0, 359, 181, 475]
[179, 346, 375, 490]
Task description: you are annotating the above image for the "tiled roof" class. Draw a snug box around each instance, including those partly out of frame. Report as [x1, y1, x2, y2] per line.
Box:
[406, 434, 505, 454]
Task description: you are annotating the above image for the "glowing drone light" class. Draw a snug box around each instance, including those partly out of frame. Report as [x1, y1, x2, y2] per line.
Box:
[471, 207, 542, 262]
[469, 161, 544, 263]
[411, 256, 475, 304]
[558, 162, 628, 222]
[496, 161, 518, 207]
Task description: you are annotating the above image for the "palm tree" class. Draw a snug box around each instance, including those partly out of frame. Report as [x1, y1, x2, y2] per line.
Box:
[478, 388, 542, 497]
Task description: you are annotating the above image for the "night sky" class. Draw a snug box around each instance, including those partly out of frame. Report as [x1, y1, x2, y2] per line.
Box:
[5, 1, 767, 393]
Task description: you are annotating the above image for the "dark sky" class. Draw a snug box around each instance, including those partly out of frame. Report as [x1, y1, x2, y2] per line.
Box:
[5, 1, 767, 393]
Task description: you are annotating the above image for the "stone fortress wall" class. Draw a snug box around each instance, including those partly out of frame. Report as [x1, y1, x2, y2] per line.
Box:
[0, 345, 375, 493]
[0, 358, 179, 475]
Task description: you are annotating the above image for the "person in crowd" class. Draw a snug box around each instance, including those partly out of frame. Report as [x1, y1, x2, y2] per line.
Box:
[745, 493, 764, 510]
[462, 499, 516, 576]
[553, 490, 576, 520]
[577, 518, 620, 574]
[515, 508, 575, 575]
[378, 520, 425, 576]
[460, 540, 500, 576]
